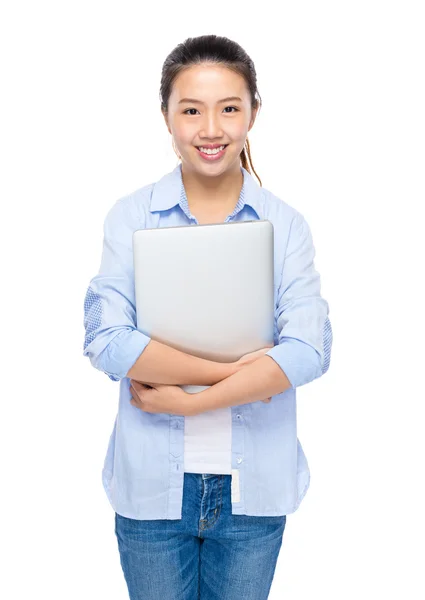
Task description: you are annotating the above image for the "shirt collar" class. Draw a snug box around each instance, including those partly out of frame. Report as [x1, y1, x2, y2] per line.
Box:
[149, 162, 262, 219]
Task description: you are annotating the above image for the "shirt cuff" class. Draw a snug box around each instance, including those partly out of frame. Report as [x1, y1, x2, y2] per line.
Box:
[99, 328, 151, 381]
[265, 339, 322, 389]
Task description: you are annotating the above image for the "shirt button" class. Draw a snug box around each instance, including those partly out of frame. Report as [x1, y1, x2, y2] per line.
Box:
[237, 457, 243, 464]
[236, 414, 241, 420]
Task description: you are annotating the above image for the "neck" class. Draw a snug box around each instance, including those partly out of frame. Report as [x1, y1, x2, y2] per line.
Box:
[181, 162, 243, 209]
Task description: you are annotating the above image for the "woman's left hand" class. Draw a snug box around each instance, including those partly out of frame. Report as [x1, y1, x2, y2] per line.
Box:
[129, 380, 197, 416]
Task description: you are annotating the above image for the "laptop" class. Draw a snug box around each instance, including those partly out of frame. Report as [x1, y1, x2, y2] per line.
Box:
[132, 220, 275, 394]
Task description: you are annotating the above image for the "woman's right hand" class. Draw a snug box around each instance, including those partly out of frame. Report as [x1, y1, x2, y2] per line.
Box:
[234, 346, 274, 403]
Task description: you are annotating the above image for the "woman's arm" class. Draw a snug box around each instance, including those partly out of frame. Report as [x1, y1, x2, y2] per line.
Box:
[189, 211, 333, 414]
[126, 339, 237, 386]
[82, 198, 237, 385]
[191, 354, 291, 414]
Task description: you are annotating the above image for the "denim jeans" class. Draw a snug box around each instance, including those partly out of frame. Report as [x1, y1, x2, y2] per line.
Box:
[115, 472, 287, 599]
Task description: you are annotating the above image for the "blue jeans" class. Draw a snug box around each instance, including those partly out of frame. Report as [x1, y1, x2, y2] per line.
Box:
[115, 472, 287, 599]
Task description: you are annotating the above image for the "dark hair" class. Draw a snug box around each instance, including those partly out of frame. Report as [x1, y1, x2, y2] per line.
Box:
[160, 35, 262, 187]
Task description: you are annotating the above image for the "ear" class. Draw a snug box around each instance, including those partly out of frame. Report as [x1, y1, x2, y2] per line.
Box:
[162, 109, 172, 135]
[248, 105, 259, 132]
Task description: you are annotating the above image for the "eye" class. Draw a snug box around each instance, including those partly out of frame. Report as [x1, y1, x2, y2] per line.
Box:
[183, 106, 239, 115]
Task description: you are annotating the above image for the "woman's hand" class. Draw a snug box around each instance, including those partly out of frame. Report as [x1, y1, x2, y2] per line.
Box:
[234, 346, 273, 368]
[234, 346, 274, 403]
[129, 380, 197, 416]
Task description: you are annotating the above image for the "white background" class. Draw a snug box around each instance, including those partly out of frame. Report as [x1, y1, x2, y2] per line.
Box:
[1, 1, 424, 598]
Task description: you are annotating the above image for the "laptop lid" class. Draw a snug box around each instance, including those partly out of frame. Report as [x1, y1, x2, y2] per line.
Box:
[132, 219, 274, 369]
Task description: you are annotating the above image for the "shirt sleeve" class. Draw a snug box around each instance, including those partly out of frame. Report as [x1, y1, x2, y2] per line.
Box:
[82, 197, 151, 381]
[266, 211, 333, 389]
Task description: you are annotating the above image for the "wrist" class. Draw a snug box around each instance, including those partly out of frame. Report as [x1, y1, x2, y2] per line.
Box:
[207, 359, 237, 385]
[221, 361, 240, 380]
[184, 388, 203, 417]
[229, 361, 241, 376]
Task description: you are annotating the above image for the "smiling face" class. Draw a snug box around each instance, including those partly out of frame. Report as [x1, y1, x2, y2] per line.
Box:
[163, 64, 258, 177]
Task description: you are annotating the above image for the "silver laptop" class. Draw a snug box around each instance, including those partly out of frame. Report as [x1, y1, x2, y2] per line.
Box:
[132, 220, 275, 393]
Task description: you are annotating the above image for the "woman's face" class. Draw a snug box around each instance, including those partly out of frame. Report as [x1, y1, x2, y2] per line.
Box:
[163, 64, 258, 175]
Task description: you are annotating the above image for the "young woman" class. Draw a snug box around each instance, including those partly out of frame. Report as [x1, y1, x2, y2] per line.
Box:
[83, 34, 332, 600]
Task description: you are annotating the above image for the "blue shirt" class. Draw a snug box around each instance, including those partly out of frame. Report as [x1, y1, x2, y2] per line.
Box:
[83, 163, 333, 519]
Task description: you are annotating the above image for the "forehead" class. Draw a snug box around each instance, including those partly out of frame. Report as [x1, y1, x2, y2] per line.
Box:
[170, 64, 249, 102]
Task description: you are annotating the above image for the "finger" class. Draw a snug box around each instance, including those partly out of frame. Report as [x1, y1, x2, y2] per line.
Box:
[130, 387, 141, 402]
[131, 386, 152, 403]
[135, 383, 155, 391]
[131, 383, 151, 396]
[131, 380, 142, 390]
[131, 394, 144, 406]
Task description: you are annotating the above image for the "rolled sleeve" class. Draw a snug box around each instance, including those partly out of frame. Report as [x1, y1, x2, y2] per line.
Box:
[83, 197, 151, 381]
[266, 211, 333, 389]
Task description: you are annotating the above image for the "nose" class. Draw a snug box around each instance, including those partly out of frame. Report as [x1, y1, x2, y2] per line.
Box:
[199, 111, 224, 140]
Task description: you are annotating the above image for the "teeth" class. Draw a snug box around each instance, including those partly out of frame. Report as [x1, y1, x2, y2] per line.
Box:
[198, 145, 226, 154]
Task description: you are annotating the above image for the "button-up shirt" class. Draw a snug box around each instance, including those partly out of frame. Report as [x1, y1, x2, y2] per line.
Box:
[83, 163, 333, 519]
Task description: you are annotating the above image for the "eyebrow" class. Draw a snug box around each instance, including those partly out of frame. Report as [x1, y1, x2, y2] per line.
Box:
[178, 96, 243, 105]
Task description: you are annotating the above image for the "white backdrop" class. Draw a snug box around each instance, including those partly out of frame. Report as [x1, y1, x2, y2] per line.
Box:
[1, 1, 424, 598]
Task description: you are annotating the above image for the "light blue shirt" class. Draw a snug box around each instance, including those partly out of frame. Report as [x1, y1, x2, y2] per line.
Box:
[83, 163, 332, 519]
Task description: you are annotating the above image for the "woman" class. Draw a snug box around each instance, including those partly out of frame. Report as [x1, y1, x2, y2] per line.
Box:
[83, 34, 332, 600]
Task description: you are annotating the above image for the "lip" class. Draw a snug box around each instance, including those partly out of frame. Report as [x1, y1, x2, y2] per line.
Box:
[195, 144, 228, 161]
